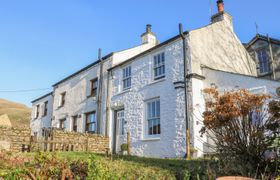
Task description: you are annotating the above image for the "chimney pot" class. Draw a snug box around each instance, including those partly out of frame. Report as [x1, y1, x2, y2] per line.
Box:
[217, 0, 224, 13]
[146, 24, 152, 33]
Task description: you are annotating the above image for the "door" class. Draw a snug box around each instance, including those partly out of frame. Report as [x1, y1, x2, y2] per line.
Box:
[112, 109, 124, 154]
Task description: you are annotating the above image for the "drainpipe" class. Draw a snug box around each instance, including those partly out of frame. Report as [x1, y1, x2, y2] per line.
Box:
[105, 70, 112, 137]
[97, 48, 103, 134]
[179, 24, 191, 160]
[267, 34, 276, 80]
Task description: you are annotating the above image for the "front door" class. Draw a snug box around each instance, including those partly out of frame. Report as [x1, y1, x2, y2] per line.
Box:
[112, 109, 124, 154]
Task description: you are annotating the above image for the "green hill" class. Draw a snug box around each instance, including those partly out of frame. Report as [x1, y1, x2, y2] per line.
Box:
[0, 98, 31, 127]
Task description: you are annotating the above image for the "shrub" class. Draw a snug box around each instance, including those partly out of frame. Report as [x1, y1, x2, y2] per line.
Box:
[121, 143, 128, 152]
[201, 88, 280, 178]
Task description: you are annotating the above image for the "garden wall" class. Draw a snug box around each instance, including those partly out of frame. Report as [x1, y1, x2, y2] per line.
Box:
[0, 126, 31, 152]
[49, 129, 109, 153]
[0, 127, 109, 153]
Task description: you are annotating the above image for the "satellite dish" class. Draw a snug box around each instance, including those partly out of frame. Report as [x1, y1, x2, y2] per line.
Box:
[276, 87, 280, 97]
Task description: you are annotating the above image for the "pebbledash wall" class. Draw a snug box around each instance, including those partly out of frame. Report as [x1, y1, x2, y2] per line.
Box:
[0, 126, 31, 152]
[110, 39, 186, 157]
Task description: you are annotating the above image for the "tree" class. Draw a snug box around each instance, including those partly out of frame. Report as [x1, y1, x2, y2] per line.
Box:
[200, 88, 279, 177]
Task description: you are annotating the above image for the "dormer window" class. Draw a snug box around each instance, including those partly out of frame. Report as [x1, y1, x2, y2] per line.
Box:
[123, 66, 131, 90]
[257, 49, 271, 74]
[153, 52, 165, 80]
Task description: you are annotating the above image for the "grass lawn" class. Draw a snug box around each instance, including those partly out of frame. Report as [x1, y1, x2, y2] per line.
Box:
[0, 151, 220, 179]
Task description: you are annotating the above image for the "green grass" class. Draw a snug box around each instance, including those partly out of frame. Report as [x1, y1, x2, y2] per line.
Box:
[1, 152, 220, 179]
[48, 152, 219, 179]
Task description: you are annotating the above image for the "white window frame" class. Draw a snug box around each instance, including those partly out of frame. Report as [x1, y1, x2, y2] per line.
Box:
[145, 98, 161, 138]
[256, 48, 271, 74]
[153, 52, 165, 80]
[85, 111, 97, 134]
[35, 104, 40, 119]
[122, 66, 132, 91]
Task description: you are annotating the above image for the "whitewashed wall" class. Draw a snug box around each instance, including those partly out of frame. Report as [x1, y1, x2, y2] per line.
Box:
[30, 94, 53, 136]
[189, 18, 257, 76]
[190, 67, 280, 154]
[51, 41, 157, 136]
[52, 59, 109, 134]
[110, 39, 189, 158]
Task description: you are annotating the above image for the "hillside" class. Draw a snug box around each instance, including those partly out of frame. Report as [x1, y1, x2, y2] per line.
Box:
[0, 98, 31, 127]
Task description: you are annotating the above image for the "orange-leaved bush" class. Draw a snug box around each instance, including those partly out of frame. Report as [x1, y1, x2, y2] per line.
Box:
[201, 88, 279, 178]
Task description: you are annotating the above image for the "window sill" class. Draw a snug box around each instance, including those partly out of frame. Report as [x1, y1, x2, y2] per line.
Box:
[114, 89, 132, 96]
[258, 72, 273, 77]
[87, 96, 97, 101]
[147, 78, 166, 86]
[141, 137, 160, 142]
[56, 106, 64, 110]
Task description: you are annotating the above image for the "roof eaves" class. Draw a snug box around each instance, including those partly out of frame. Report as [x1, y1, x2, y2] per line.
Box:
[107, 31, 189, 71]
[31, 92, 53, 104]
[201, 65, 280, 83]
[246, 34, 280, 49]
[52, 53, 113, 87]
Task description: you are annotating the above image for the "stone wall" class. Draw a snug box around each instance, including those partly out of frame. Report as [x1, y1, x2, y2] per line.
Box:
[0, 126, 31, 152]
[50, 129, 109, 153]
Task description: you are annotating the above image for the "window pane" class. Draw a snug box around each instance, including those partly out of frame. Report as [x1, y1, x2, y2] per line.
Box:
[147, 99, 161, 135]
[152, 102, 156, 118]
[129, 66, 131, 76]
[156, 100, 160, 117]
[148, 120, 153, 135]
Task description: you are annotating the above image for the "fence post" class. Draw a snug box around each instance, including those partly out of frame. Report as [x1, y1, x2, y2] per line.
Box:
[127, 131, 131, 155]
[29, 136, 34, 152]
[86, 134, 89, 152]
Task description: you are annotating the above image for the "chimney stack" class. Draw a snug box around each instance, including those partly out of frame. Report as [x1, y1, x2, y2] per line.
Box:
[141, 24, 157, 45]
[217, 0, 224, 13]
[211, 0, 233, 30]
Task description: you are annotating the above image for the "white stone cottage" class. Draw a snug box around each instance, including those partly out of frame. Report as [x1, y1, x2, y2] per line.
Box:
[31, 1, 280, 158]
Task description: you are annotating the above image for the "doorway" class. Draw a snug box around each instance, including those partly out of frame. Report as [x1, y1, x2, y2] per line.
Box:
[112, 109, 124, 154]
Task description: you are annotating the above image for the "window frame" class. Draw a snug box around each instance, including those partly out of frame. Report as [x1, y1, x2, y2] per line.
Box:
[72, 116, 78, 132]
[90, 78, 98, 98]
[122, 66, 132, 91]
[153, 52, 165, 80]
[85, 111, 97, 134]
[43, 101, 48, 117]
[59, 118, 66, 130]
[256, 48, 271, 74]
[59, 92, 66, 107]
[145, 98, 161, 137]
[35, 104, 40, 119]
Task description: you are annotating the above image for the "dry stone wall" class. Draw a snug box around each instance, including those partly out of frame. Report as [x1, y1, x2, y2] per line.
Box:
[0, 126, 31, 152]
[51, 129, 109, 153]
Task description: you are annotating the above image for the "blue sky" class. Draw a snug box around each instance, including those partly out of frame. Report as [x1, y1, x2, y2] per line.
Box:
[0, 0, 279, 107]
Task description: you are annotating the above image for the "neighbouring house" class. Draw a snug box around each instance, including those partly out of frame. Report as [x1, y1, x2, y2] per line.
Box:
[245, 34, 280, 81]
[30, 0, 280, 158]
[30, 92, 53, 137]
